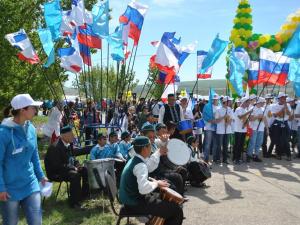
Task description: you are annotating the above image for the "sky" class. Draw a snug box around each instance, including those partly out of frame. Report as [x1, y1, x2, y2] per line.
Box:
[65, 0, 299, 87]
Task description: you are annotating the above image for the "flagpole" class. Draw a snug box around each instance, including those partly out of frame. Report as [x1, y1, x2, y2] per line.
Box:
[138, 70, 151, 100]
[100, 48, 103, 110]
[79, 43, 89, 100]
[144, 70, 159, 100]
[114, 61, 120, 103]
[125, 45, 138, 103]
[106, 42, 110, 124]
[75, 72, 82, 102]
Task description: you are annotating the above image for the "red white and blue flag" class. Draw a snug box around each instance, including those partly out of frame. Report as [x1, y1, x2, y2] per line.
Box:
[58, 37, 83, 73]
[258, 47, 290, 86]
[119, 0, 148, 46]
[5, 29, 40, 64]
[248, 61, 259, 87]
[60, 10, 76, 37]
[197, 50, 212, 79]
[78, 24, 102, 49]
[69, 0, 93, 26]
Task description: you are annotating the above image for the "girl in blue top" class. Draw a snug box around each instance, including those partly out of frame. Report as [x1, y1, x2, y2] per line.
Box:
[0, 94, 47, 225]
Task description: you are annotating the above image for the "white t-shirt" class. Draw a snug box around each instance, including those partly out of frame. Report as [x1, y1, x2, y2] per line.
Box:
[204, 105, 219, 131]
[294, 103, 300, 127]
[249, 106, 265, 132]
[271, 103, 291, 121]
[183, 108, 194, 120]
[234, 107, 248, 133]
[215, 106, 234, 134]
[42, 106, 63, 137]
[264, 104, 274, 128]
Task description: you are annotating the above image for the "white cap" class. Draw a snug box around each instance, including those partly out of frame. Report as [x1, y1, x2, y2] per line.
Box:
[286, 97, 294, 103]
[11, 94, 43, 110]
[212, 94, 219, 100]
[240, 97, 250, 104]
[257, 97, 266, 104]
[277, 92, 288, 98]
[222, 96, 229, 102]
[249, 94, 257, 100]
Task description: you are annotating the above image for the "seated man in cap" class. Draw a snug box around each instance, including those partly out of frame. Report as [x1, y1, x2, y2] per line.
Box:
[44, 126, 89, 208]
[118, 131, 132, 159]
[119, 136, 184, 225]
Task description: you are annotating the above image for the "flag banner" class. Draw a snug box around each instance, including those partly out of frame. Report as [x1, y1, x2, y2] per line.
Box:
[79, 42, 91, 66]
[37, 28, 55, 68]
[107, 25, 125, 62]
[43, 0, 62, 41]
[60, 10, 76, 37]
[200, 35, 228, 74]
[288, 58, 300, 82]
[258, 47, 290, 86]
[161, 83, 178, 103]
[5, 29, 40, 64]
[197, 50, 212, 79]
[283, 25, 300, 59]
[203, 88, 217, 122]
[70, 0, 92, 26]
[229, 47, 247, 96]
[58, 43, 83, 73]
[119, 0, 148, 46]
[92, 0, 109, 39]
[78, 24, 102, 49]
[248, 61, 259, 87]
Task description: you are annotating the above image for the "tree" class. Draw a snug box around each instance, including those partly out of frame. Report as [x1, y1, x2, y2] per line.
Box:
[75, 64, 138, 102]
[146, 64, 164, 100]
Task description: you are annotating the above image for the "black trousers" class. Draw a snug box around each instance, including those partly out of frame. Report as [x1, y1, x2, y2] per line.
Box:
[262, 127, 269, 156]
[126, 193, 183, 225]
[160, 172, 185, 195]
[272, 120, 291, 157]
[267, 126, 276, 155]
[61, 167, 89, 206]
[233, 132, 246, 161]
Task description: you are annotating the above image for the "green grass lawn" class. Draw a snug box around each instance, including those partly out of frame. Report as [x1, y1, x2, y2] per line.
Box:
[0, 115, 138, 225]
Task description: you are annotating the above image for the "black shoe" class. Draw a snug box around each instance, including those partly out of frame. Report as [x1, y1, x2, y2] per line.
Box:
[222, 160, 229, 164]
[246, 155, 251, 163]
[253, 156, 262, 162]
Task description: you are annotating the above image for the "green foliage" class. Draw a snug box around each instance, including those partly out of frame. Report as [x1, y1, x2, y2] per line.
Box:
[146, 65, 164, 100]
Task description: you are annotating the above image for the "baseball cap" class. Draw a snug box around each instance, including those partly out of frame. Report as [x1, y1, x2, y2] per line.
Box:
[11, 94, 43, 110]
[257, 97, 266, 104]
[277, 92, 288, 98]
[240, 97, 250, 104]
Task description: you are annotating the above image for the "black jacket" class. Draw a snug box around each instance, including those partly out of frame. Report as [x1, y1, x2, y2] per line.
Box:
[44, 139, 76, 180]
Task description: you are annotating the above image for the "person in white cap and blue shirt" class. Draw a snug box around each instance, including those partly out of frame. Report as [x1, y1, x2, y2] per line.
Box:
[0, 94, 48, 225]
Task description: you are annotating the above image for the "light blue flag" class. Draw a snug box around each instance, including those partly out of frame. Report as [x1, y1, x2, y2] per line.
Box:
[92, 0, 109, 39]
[203, 88, 216, 122]
[200, 34, 228, 74]
[283, 25, 300, 59]
[44, 0, 62, 41]
[107, 25, 124, 62]
[37, 28, 55, 68]
[229, 47, 246, 96]
[288, 58, 300, 82]
[294, 82, 300, 97]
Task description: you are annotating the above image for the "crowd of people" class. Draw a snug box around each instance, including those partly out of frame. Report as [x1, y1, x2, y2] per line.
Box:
[1, 90, 300, 225]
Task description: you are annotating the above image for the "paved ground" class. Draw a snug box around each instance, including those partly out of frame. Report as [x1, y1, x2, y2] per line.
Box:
[183, 157, 300, 225]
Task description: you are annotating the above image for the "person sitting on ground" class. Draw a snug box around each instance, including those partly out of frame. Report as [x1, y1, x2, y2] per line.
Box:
[44, 126, 89, 209]
[119, 136, 184, 225]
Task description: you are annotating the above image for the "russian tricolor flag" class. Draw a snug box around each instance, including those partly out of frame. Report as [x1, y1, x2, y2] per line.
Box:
[79, 42, 92, 66]
[58, 46, 83, 73]
[248, 61, 259, 87]
[119, 0, 148, 46]
[5, 29, 40, 64]
[197, 50, 212, 79]
[258, 47, 290, 86]
[78, 24, 102, 49]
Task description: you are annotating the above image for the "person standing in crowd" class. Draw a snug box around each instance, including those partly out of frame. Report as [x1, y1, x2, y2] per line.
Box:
[136, 98, 146, 114]
[158, 94, 184, 139]
[247, 97, 268, 162]
[42, 101, 64, 143]
[294, 99, 300, 158]
[233, 97, 252, 164]
[44, 126, 89, 209]
[193, 103, 203, 154]
[271, 93, 292, 161]
[287, 98, 298, 154]
[83, 100, 99, 145]
[262, 94, 275, 158]
[137, 105, 149, 130]
[118, 131, 132, 159]
[151, 99, 160, 119]
[0, 94, 47, 224]
[202, 94, 220, 163]
[215, 96, 234, 164]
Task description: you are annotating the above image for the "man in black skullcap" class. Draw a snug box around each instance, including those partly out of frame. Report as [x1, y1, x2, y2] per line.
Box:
[44, 126, 89, 208]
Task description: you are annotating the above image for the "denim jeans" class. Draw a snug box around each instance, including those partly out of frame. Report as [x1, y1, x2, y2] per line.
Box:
[247, 130, 264, 156]
[0, 192, 42, 225]
[216, 134, 229, 162]
[203, 130, 217, 161]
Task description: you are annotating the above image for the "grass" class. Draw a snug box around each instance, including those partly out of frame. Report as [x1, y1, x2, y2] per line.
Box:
[0, 115, 138, 225]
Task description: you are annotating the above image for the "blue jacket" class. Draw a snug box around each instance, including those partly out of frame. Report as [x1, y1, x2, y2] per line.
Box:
[118, 141, 131, 159]
[0, 118, 45, 200]
[90, 144, 115, 160]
